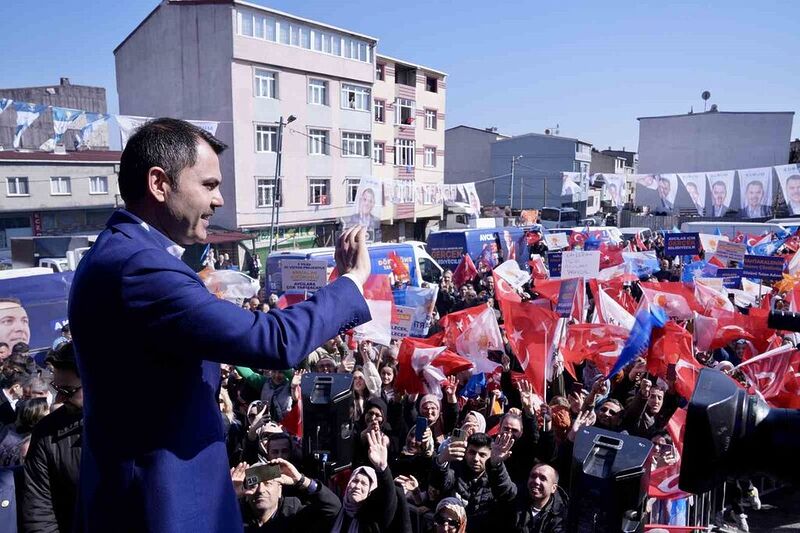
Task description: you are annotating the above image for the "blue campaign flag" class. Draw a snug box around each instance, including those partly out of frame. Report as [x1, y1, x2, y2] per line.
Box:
[607, 305, 667, 378]
[460, 372, 486, 399]
[682, 260, 708, 282]
[714, 227, 723, 236]
[751, 237, 786, 257]
[622, 251, 660, 279]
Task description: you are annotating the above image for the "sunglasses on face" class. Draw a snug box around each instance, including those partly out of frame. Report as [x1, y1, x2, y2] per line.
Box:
[50, 381, 81, 397]
[434, 514, 459, 527]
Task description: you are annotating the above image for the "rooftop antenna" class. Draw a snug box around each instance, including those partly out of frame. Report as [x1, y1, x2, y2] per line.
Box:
[701, 91, 711, 112]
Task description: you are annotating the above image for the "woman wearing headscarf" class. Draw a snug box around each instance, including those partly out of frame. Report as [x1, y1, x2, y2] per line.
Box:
[392, 425, 435, 500]
[414, 391, 458, 446]
[432, 497, 468, 533]
[352, 397, 399, 467]
[332, 430, 408, 533]
[436, 410, 486, 455]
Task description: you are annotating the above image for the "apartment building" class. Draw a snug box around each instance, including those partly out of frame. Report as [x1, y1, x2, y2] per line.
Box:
[0, 150, 120, 256]
[115, 0, 447, 246]
[372, 54, 446, 240]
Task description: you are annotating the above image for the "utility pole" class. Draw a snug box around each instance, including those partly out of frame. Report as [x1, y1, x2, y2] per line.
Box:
[509, 155, 523, 211]
[268, 115, 296, 252]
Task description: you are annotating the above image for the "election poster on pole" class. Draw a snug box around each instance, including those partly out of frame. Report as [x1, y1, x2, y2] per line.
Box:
[280, 259, 328, 292]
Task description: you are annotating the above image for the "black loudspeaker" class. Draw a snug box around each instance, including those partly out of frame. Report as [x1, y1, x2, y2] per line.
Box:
[767, 309, 800, 332]
[300, 372, 354, 479]
[568, 427, 653, 533]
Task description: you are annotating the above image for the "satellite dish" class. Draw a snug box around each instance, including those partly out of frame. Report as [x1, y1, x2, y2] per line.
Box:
[701, 91, 711, 101]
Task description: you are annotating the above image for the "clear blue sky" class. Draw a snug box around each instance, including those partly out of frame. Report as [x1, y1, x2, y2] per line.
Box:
[1, 0, 798, 151]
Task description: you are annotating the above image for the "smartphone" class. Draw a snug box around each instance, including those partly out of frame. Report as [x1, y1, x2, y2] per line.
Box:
[244, 464, 281, 489]
[451, 428, 466, 443]
[415, 416, 427, 442]
[666, 363, 677, 383]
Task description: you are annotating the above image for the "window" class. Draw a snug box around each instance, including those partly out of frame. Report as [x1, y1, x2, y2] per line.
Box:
[308, 79, 327, 105]
[265, 17, 276, 41]
[254, 14, 265, 39]
[342, 132, 371, 157]
[279, 21, 289, 44]
[255, 69, 277, 99]
[239, 11, 254, 36]
[308, 178, 330, 205]
[376, 63, 385, 81]
[50, 176, 72, 195]
[395, 98, 415, 126]
[313, 31, 322, 51]
[341, 84, 370, 111]
[425, 109, 437, 130]
[373, 142, 385, 164]
[395, 64, 416, 87]
[256, 125, 278, 152]
[256, 178, 277, 207]
[290, 25, 299, 46]
[587, 196, 595, 207]
[89, 176, 108, 194]
[322, 34, 332, 53]
[424, 147, 436, 168]
[394, 139, 415, 166]
[308, 129, 329, 155]
[300, 27, 310, 49]
[332, 36, 341, 56]
[6, 177, 29, 196]
[374, 100, 385, 122]
[426, 76, 438, 92]
[346, 178, 360, 204]
[576, 143, 591, 155]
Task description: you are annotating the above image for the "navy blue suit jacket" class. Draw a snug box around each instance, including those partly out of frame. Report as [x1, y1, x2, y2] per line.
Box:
[68, 210, 370, 532]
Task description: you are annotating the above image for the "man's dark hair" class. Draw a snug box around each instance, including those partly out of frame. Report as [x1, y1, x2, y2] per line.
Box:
[787, 174, 800, 186]
[1, 371, 26, 390]
[11, 342, 29, 355]
[61, 324, 70, 334]
[0, 342, 8, 350]
[599, 398, 623, 412]
[467, 432, 492, 450]
[712, 180, 727, 191]
[118, 118, 228, 204]
[0, 297, 22, 306]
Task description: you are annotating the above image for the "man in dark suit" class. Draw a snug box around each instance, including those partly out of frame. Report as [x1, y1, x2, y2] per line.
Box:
[742, 180, 772, 218]
[0, 373, 24, 427]
[69, 119, 372, 532]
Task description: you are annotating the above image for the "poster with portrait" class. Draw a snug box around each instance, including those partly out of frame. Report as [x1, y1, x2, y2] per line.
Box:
[775, 164, 800, 215]
[0, 272, 73, 353]
[738, 167, 774, 219]
[654, 174, 678, 212]
[601, 174, 624, 208]
[677, 172, 707, 215]
[441, 184, 458, 204]
[343, 176, 383, 241]
[632, 174, 659, 210]
[705, 171, 736, 218]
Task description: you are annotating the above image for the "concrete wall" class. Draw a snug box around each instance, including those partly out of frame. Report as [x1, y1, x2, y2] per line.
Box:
[444, 126, 504, 205]
[0, 81, 108, 150]
[115, 2, 236, 227]
[490, 134, 584, 209]
[637, 112, 794, 174]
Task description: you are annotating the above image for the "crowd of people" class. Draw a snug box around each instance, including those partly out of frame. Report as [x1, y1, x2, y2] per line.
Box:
[2, 227, 798, 532]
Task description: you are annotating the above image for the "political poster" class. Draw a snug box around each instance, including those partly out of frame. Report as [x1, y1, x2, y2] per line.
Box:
[664, 233, 700, 257]
[0, 271, 73, 353]
[742, 255, 785, 280]
[544, 232, 569, 250]
[677, 172, 707, 215]
[547, 251, 563, 278]
[706, 171, 736, 218]
[394, 285, 439, 338]
[714, 268, 743, 289]
[654, 174, 679, 212]
[601, 174, 624, 208]
[556, 278, 580, 317]
[633, 174, 659, 210]
[391, 305, 415, 340]
[560, 251, 601, 279]
[738, 167, 774, 219]
[714, 241, 746, 265]
[343, 176, 383, 242]
[775, 164, 800, 216]
[463, 182, 482, 216]
[280, 259, 328, 292]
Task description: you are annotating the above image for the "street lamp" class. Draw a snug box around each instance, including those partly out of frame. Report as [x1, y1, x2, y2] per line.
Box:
[268, 114, 297, 252]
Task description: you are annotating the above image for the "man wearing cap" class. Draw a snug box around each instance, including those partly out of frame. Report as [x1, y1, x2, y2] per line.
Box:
[22, 341, 83, 532]
[68, 118, 372, 532]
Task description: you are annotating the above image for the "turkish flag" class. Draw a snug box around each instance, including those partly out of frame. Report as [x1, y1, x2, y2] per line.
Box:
[528, 255, 549, 280]
[715, 311, 773, 353]
[647, 321, 693, 378]
[452, 253, 479, 287]
[673, 347, 704, 400]
[773, 354, 800, 409]
[640, 286, 694, 320]
[589, 278, 637, 315]
[599, 242, 625, 269]
[395, 337, 472, 395]
[640, 282, 702, 314]
[562, 323, 629, 375]
[501, 299, 559, 397]
[439, 305, 491, 351]
[737, 345, 798, 401]
[387, 250, 411, 284]
[708, 255, 726, 268]
[568, 230, 588, 248]
[277, 291, 307, 309]
[733, 231, 745, 244]
[649, 409, 689, 499]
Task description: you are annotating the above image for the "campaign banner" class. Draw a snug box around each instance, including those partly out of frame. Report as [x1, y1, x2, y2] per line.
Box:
[738, 167, 774, 219]
[677, 172, 707, 215]
[742, 255, 785, 280]
[714, 268, 743, 289]
[714, 241, 746, 265]
[602, 174, 625, 208]
[663, 233, 700, 256]
[706, 171, 736, 218]
[622, 251, 660, 278]
[556, 278, 580, 317]
[561, 251, 601, 279]
[343, 176, 383, 242]
[394, 285, 439, 338]
[391, 305, 415, 339]
[547, 251, 563, 278]
[280, 259, 328, 291]
[775, 164, 800, 216]
[0, 271, 73, 352]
